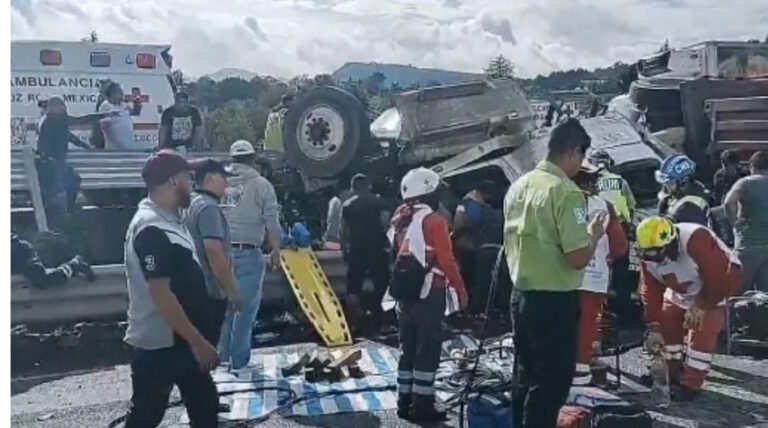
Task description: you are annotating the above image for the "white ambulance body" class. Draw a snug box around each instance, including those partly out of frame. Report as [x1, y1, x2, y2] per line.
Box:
[10, 41, 176, 150]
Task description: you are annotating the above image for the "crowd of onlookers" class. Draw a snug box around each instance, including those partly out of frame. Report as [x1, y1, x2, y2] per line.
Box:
[13, 82, 768, 427]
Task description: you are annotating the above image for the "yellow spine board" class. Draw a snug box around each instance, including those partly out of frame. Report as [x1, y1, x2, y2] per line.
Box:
[279, 248, 352, 347]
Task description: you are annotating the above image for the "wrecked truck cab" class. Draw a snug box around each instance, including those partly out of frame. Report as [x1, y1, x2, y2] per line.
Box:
[375, 79, 535, 164]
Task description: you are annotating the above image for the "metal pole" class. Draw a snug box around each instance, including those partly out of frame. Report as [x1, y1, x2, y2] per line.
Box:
[21, 146, 49, 232]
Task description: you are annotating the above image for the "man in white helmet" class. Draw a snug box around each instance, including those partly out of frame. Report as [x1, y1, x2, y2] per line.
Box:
[388, 167, 467, 424]
[218, 139, 282, 370]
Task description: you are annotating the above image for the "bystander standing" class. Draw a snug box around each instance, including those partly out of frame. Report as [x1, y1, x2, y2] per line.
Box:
[183, 158, 241, 324]
[341, 173, 391, 334]
[504, 119, 607, 428]
[159, 91, 205, 153]
[219, 140, 282, 370]
[123, 150, 221, 427]
[99, 82, 142, 150]
[724, 151, 768, 292]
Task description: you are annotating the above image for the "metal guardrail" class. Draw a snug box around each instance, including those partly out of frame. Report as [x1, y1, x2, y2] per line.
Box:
[11, 251, 347, 325]
[10, 148, 229, 192]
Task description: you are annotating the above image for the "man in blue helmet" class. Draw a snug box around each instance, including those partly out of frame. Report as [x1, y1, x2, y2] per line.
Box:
[656, 154, 711, 226]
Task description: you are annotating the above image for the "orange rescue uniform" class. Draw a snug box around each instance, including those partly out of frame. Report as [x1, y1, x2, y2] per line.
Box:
[640, 223, 742, 390]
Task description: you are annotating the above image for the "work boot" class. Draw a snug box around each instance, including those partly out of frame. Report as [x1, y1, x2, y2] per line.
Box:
[671, 384, 701, 402]
[410, 394, 447, 425]
[69, 255, 95, 282]
[396, 394, 412, 420]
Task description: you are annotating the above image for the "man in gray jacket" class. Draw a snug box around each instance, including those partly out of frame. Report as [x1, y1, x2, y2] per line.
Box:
[218, 140, 282, 370]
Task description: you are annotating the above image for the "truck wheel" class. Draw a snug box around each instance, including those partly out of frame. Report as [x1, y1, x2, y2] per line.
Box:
[283, 87, 365, 178]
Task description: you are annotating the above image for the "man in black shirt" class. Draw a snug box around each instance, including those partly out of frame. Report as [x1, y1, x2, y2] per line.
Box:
[123, 150, 224, 427]
[159, 92, 204, 152]
[341, 174, 391, 334]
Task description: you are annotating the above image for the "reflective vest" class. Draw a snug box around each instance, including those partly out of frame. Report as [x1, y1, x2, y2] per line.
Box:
[643, 223, 737, 310]
[595, 171, 631, 223]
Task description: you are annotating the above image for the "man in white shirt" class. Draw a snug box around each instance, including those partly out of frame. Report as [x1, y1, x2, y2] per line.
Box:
[99, 82, 142, 150]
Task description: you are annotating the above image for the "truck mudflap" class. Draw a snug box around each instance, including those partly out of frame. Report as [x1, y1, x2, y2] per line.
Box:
[279, 248, 352, 347]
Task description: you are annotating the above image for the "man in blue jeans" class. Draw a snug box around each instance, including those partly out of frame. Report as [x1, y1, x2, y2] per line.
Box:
[219, 140, 282, 370]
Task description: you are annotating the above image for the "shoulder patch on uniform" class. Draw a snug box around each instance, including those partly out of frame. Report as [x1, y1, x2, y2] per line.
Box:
[144, 255, 156, 271]
[573, 207, 587, 224]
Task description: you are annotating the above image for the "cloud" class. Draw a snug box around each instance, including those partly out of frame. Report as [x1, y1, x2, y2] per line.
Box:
[10, 0, 768, 79]
[479, 12, 516, 44]
[244, 17, 268, 41]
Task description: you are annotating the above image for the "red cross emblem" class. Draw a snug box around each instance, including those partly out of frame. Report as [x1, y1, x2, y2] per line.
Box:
[125, 87, 150, 103]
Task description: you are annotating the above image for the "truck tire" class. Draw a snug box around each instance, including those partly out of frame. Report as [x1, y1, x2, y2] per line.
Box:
[282, 86, 365, 178]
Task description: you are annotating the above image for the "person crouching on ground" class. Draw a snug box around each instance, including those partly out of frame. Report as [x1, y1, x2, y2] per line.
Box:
[572, 163, 628, 386]
[637, 216, 741, 401]
[390, 167, 468, 423]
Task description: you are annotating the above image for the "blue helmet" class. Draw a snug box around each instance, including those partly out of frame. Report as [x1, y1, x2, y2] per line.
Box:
[655, 154, 696, 184]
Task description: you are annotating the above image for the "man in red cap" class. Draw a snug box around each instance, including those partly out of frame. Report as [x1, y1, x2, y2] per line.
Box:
[122, 150, 221, 427]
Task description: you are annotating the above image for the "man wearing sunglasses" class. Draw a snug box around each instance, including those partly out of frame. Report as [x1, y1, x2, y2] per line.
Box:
[637, 216, 742, 401]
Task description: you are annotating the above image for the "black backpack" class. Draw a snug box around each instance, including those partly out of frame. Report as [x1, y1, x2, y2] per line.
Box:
[390, 254, 429, 301]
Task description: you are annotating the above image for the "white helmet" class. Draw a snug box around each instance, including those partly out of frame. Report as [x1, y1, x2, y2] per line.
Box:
[401, 167, 441, 200]
[229, 140, 255, 157]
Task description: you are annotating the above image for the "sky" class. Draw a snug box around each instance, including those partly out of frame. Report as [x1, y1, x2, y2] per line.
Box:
[10, 0, 768, 79]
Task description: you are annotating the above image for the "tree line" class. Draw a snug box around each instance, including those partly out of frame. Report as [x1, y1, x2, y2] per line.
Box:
[172, 54, 636, 151]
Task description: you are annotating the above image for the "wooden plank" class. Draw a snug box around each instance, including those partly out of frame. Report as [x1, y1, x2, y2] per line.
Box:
[20, 146, 48, 232]
[705, 96, 768, 113]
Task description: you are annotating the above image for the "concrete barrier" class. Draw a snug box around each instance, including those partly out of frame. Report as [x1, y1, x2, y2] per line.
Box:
[11, 251, 348, 325]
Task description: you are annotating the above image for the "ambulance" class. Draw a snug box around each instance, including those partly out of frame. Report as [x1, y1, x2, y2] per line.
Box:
[10, 41, 176, 150]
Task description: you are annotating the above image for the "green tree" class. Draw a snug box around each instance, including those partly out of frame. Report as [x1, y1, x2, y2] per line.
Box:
[194, 77, 218, 110]
[258, 83, 289, 109]
[484, 55, 515, 79]
[313, 74, 336, 86]
[216, 77, 253, 104]
[364, 72, 386, 95]
[171, 70, 186, 92]
[205, 103, 260, 151]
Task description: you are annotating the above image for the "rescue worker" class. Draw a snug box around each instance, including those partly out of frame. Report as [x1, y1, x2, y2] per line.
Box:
[341, 174, 391, 334]
[505, 119, 607, 428]
[11, 232, 94, 288]
[263, 94, 293, 152]
[390, 167, 468, 423]
[637, 216, 742, 401]
[724, 151, 768, 292]
[589, 149, 637, 325]
[219, 139, 282, 370]
[656, 154, 710, 225]
[572, 164, 629, 385]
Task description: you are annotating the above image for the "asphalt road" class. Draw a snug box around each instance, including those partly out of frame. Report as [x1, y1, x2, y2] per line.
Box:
[11, 338, 768, 428]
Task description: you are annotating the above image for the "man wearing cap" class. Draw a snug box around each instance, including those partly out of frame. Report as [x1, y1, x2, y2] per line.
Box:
[123, 150, 222, 427]
[504, 119, 607, 428]
[159, 92, 205, 153]
[341, 173, 391, 334]
[219, 140, 282, 370]
[183, 159, 242, 332]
